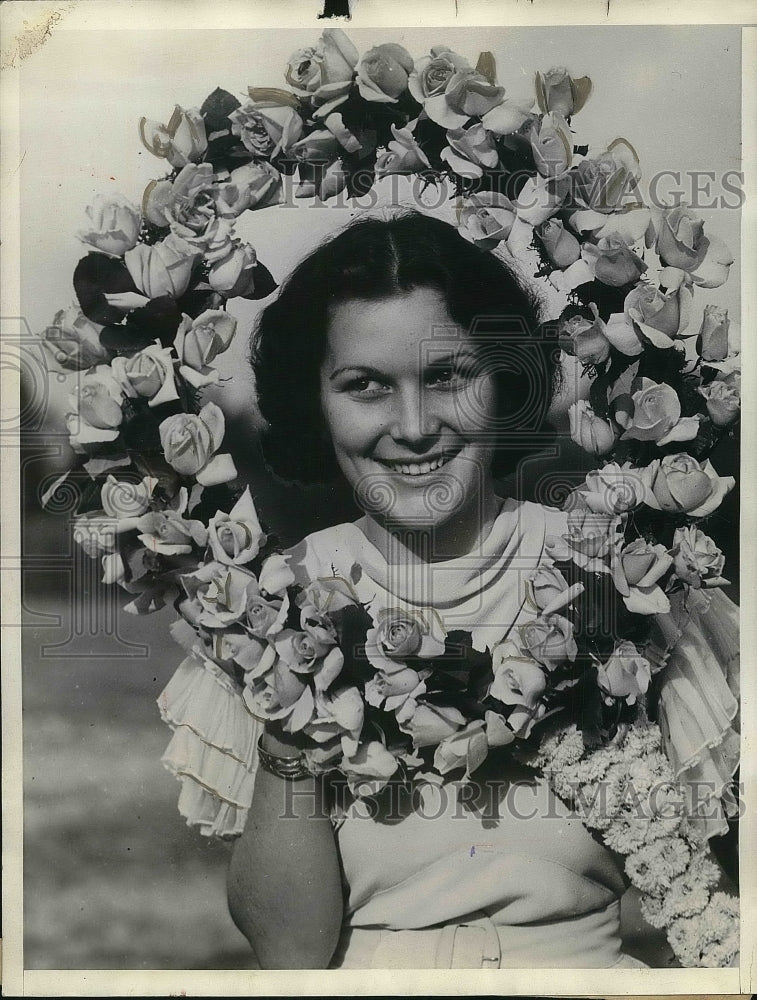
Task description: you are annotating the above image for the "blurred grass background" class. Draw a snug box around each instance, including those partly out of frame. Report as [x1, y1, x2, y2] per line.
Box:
[22, 585, 258, 969]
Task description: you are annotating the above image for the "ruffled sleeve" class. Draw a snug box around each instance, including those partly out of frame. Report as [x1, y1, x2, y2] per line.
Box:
[158, 650, 262, 839]
[653, 587, 740, 839]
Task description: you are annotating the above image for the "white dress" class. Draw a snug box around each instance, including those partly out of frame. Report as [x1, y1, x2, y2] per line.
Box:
[158, 499, 739, 968]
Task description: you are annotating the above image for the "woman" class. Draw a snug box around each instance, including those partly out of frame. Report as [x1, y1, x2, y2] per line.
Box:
[225, 211, 655, 969]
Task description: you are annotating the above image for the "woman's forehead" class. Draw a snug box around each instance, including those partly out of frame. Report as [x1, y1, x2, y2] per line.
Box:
[324, 288, 472, 366]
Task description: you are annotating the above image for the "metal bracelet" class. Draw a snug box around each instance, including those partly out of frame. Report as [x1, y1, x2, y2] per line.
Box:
[257, 735, 312, 781]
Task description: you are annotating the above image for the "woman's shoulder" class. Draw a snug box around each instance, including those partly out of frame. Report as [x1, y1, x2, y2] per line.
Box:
[500, 497, 568, 537]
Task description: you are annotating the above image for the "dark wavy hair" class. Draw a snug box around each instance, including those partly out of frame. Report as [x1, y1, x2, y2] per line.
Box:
[251, 210, 560, 485]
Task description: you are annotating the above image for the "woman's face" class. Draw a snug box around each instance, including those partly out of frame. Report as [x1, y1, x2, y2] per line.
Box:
[320, 287, 499, 542]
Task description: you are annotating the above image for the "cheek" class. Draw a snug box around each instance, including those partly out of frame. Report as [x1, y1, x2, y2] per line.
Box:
[454, 375, 499, 438]
[321, 394, 379, 463]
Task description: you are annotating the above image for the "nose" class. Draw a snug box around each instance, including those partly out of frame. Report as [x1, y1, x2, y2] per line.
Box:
[388, 385, 441, 447]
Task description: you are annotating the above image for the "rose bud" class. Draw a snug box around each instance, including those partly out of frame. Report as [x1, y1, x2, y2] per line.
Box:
[139, 105, 207, 169]
[41, 306, 110, 372]
[559, 308, 610, 365]
[530, 112, 572, 177]
[535, 67, 592, 118]
[697, 304, 730, 362]
[374, 122, 430, 178]
[124, 233, 198, 299]
[357, 42, 414, 102]
[78, 193, 141, 257]
[537, 218, 581, 269]
[698, 371, 740, 427]
[596, 641, 651, 706]
[568, 400, 617, 456]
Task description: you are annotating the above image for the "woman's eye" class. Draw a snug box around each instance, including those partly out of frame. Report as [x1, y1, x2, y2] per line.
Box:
[347, 377, 389, 397]
[425, 366, 468, 389]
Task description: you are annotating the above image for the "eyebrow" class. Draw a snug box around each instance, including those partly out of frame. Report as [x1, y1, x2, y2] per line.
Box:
[328, 365, 387, 382]
[327, 349, 483, 382]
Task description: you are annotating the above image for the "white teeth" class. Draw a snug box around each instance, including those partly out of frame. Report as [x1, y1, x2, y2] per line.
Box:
[380, 455, 452, 476]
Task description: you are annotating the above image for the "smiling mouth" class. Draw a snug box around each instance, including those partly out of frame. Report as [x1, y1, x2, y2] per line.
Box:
[374, 449, 462, 477]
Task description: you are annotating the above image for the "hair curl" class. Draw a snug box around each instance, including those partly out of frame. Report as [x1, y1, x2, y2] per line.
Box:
[251, 210, 560, 485]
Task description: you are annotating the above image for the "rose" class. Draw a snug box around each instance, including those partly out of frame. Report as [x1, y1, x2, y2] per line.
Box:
[490, 640, 548, 704]
[612, 538, 673, 615]
[641, 453, 735, 518]
[299, 602, 338, 647]
[530, 112, 572, 177]
[395, 699, 466, 747]
[284, 28, 358, 112]
[143, 168, 200, 239]
[101, 474, 157, 520]
[408, 46, 472, 103]
[654, 205, 706, 271]
[424, 65, 528, 134]
[246, 585, 287, 639]
[457, 192, 516, 250]
[215, 162, 284, 217]
[41, 307, 110, 372]
[207, 487, 266, 566]
[291, 130, 341, 164]
[357, 42, 414, 102]
[136, 506, 208, 556]
[365, 607, 446, 674]
[295, 160, 347, 201]
[698, 371, 740, 427]
[578, 463, 646, 515]
[518, 614, 577, 669]
[529, 565, 569, 612]
[208, 242, 258, 298]
[559, 307, 611, 365]
[180, 562, 252, 628]
[364, 666, 425, 709]
[174, 309, 237, 387]
[569, 140, 640, 214]
[72, 511, 120, 557]
[547, 506, 622, 573]
[514, 174, 569, 226]
[340, 740, 399, 798]
[433, 720, 490, 778]
[568, 400, 617, 456]
[66, 366, 124, 451]
[139, 105, 207, 169]
[441, 123, 498, 179]
[652, 205, 733, 289]
[158, 400, 237, 487]
[584, 234, 647, 288]
[175, 220, 236, 273]
[596, 641, 651, 706]
[78, 193, 141, 257]
[535, 67, 592, 117]
[615, 378, 700, 447]
[697, 305, 730, 362]
[537, 219, 581, 269]
[142, 163, 216, 232]
[304, 687, 363, 751]
[624, 278, 692, 349]
[570, 206, 652, 247]
[671, 526, 729, 589]
[111, 343, 179, 409]
[275, 628, 343, 684]
[374, 122, 430, 178]
[229, 90, 303, 158]
[124, 233, 198, 299]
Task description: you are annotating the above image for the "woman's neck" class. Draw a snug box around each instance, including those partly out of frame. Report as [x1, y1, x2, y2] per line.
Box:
[357, 487, 503, 564]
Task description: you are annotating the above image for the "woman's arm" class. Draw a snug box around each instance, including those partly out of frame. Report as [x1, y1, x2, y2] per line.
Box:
[227, 728, 344, 969]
